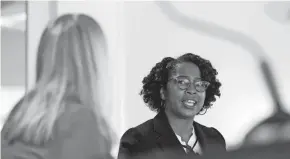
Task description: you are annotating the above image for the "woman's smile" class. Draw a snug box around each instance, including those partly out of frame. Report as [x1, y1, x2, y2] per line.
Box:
[182, 99, 197, 108]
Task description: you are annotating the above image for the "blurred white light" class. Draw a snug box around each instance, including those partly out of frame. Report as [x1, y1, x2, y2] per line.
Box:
[0, 12, 26, 28]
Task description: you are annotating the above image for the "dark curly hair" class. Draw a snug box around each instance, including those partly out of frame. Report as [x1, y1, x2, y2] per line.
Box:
[140, 53, 221, 114]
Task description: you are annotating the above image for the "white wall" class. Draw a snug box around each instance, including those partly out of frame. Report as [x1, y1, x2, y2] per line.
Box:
[122, 1, 290, 150]
[1, 28, 25, 86]
[1, 28, 25, 127]
[1, 2, 26, 128]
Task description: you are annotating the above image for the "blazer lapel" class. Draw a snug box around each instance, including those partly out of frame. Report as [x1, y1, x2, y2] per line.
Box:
[151, 112, 224, 157]
[152, 111, 186, 155]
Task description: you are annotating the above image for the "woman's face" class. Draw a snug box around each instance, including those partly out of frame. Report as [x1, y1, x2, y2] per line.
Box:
[161, 62, 206, 119]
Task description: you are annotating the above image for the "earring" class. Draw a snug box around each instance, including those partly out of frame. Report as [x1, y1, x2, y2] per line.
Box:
[198, 107, 208, 115]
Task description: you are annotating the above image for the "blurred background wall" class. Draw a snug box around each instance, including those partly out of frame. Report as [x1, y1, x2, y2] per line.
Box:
[1, 0, 289, 155]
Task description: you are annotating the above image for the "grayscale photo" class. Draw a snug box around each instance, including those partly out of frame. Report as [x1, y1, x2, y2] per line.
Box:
[1, 1, 290, 159]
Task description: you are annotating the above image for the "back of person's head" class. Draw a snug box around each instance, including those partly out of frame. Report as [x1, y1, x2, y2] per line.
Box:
[2, 13, 112, 148]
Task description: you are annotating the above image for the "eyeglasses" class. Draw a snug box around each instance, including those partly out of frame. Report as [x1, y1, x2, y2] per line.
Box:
[168, 76, 210, 92]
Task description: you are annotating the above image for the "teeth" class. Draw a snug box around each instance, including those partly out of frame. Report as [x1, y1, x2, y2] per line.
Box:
[187, 100, 196, 103]
[183, 100, 196, 106]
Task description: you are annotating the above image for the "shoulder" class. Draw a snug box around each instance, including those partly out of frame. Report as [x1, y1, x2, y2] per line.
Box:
[210, 127, 226, 147]
[195, 122, 226, 146]
[119, 118, 156, 152]
[54, 103, 112, 158]
[118, 119, 156, 158]
[56, 102, 97, 134]
[120, 119, 154, 144]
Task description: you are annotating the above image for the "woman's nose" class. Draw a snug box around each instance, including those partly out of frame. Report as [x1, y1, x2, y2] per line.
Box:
[185, 84, 197, 95]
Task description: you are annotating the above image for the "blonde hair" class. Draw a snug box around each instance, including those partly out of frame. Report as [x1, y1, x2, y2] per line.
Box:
[2, 14, 113, 146]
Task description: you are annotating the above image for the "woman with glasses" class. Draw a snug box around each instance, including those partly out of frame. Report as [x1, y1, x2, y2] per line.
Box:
[118, 53, 226, 159]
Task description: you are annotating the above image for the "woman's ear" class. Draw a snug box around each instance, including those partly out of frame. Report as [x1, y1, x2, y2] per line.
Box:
[160, 87, 166, 100]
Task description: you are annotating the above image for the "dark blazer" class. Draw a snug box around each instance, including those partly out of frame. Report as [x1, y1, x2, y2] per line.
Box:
[1, 100, 112, 159]
[118, 111, 226, 159]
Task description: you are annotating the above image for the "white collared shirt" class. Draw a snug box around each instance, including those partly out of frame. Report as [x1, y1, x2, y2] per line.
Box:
[174, 127, 203, 155]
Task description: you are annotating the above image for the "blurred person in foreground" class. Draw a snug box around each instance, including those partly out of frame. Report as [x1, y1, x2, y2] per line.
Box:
[118, 53, 226, 159]
[1, 13, 114, 159]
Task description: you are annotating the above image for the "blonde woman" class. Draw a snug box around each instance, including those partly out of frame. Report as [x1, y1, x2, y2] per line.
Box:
[1, 14, 114, 159]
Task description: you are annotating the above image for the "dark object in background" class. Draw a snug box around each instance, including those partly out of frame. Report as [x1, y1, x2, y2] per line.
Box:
[124, 141, 290, 159]
[202, 141, 290, 159]
[243, 112, 290, 146]
[243, 61, 290, 146]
